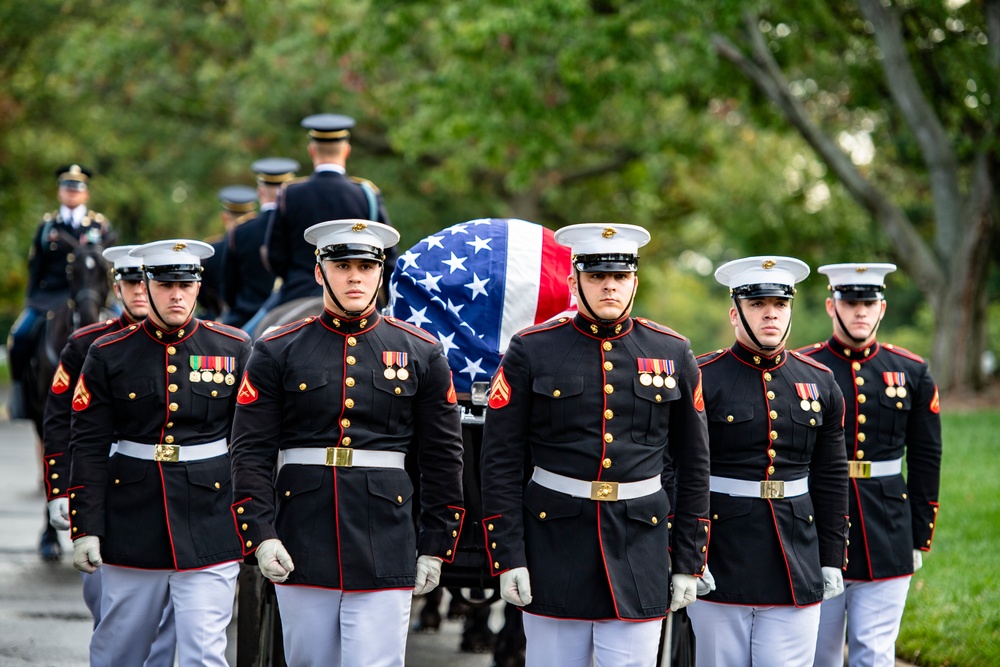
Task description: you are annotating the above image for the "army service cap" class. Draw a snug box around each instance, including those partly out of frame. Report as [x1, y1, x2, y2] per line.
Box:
[131, 239, 214, 282]
[305, 219, 399, 264]
[55, 164, 93, 191]
[302, 114, 356, 141]
[819, 263, 896, 301]
[715, 256, 810, 299]
[554, 223, 651, 272]
[252, 157, 301, 185]
[218, 185, 258, 214]
[102, 245, 145, 281]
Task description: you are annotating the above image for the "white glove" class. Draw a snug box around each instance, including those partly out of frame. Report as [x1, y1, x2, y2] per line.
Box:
[256, 538, 294, 583]
[48, 498, 71, 531]
[913, 549, 923, 573]
[413, 555, 443, 596]
[670, 573, 698, 612]
[499, 567, 533, 606]
[696, 564, 716, 596]
[822, 566, 845, 600]
[73, 535, 102, 573]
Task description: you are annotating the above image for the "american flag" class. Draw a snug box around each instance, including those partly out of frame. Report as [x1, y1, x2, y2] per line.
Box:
[389, 218, 574, 394]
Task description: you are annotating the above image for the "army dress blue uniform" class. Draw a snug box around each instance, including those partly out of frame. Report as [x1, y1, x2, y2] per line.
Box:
[805, 262, 942, 667]
[68, 239, 250, 667]
[480, 312, 711, 621]
[264, 114, 393, 305]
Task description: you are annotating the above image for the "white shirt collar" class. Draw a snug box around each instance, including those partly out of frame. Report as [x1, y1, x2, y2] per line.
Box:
[314, 163, 346, 174]
[60, 205, 87, 226]
[260, 202, 278, 212]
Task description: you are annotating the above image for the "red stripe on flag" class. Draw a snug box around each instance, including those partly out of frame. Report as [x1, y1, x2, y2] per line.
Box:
[534, 228, 572, 323]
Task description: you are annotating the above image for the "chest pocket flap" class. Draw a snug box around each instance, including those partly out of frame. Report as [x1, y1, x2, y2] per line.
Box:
[532, 375, 583, 400]
[790, 406, 824, 428]
[708, 402, 753, 425]
[633, 378, 681, 404]
[111, 376, 156, 401]
[282, 368, 329, 393]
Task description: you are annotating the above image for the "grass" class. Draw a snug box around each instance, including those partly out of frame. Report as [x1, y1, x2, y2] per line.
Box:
[897, 410, 1000, 666]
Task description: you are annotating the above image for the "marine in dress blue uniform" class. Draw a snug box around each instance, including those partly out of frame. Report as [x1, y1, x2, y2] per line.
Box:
[262, 114, 394, 306]
[201, 185, 258, 321]
[803, 263, 942, 667]
[230, 219, 464, 666]
[9, 164, 115, 414]
[221, 158, 300, 329]
[687, 256, 849, 667]
[68, 239, 250, 667]
[479, 224, 711, 667]
[43, 246, 177, 666]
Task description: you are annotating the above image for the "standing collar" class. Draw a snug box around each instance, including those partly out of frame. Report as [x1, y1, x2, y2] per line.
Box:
[573, 312, 634, 339]
[730, 340, 787, 370]
[143, 316, 197, 343]
[314, 164, 346, 174]
[320, 308, 380, 335]
[829, 335, 879, 361]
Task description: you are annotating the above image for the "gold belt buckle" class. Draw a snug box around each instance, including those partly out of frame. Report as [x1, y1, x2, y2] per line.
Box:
[849, 461, 872, 479]
[154, 444, 179, 463]
[590, 481, 619, 501]
[760, 480, 785, 499]
[326, 447, 354, 467]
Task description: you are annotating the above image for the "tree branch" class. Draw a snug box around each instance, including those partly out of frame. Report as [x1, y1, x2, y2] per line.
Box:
[711, 12, 945, 294]
[856, 0, 961, 258]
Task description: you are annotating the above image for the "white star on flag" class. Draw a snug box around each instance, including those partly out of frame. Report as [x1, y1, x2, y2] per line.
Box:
[425, 235, 444, 250]
[446, 298, 464, 315]
[399, 250, 421, 270]
[460, 357, 485, 380]
[437, 331, 459, 356]
[441, 252, 468, 273]
[464, 273, 489, 300]
[466, 236, 492, 253]
[406, 305, 432, 328]
[417, 272, 443, 293]
[449, 224, 470, 235]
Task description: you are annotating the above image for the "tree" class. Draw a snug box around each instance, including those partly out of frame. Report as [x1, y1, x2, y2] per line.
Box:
[709, 0, 999, 390]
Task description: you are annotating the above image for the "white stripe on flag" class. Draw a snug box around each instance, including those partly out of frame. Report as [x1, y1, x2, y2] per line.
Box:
[499, 219, 542, 354]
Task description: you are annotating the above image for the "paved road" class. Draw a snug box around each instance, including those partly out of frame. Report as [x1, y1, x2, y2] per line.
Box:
[0, 402, 498, 667]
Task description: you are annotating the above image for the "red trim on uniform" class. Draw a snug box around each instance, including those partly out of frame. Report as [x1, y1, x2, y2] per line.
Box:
[595, 491, 622, 619]
[442, 505, 466, 563]
[95, 322, 144, 348]
[383, 316, 438, 345]
[570, 317, 633, 341]
[882, 344, 925, 363]
[635, 318, 686, 341]
[767, 500, 805, 606]
[481, 514, 503, 576]
[44, 452, 65, 497]
[790, 350, 834, 373]
[519, 317, 572, 337]
[852, 479, 875, 580]
[231, 498, 256, 556]
[698, 517, 711, 573]
[262, 317, 313, 341]
[158, 462, 180, 570]
[922, 501, 940, 551]
[696, 349, 729, 368]
[202, 320, 250, 341]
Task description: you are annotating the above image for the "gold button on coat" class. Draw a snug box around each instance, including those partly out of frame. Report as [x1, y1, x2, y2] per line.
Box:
[604, 409, 613, 419]
[342, 437, 352, 446]
[169, 402, 178, 412]
[347, 336, 357, 346]
[726, 415, 734, 423]
[856, 450, 865, 459]
[167, 365, 177, 373]
[211, 390, 218, 397]
[603, 341, 612, 351]
[553, 389, 561, 397]
[767, 391, 775, 400]
[168, 384, 178, 392]
[603, 362, 613, 371]
[246, 540, 252, 548]
[856, 377, 865, 386]
[858, 394, 867, 404]
[763, 372, 772, 381]
[345, 398, 355, 408]
[767, 465, 775, 474]
[165, 435, 174, 444]
[129, 392, 136, 399]
[768, 449, 776, 458]
[341, 419, 351, 428]
[242, 523, 248, 530]
[167, 346, 176, 355]
[604, 384, 614, 394]
[858, 414, 867, 424]
[395, 387, 401, 395]
[346, 356, 356, 365]
[852, 362, 861, 371]
[858, 433, 866, 442]
[237, 507, 244, 514]
[602, 458, 612, 468]
[769, 430, 778, 440]
[214, 482, 221, 489]
[299, 383, 307, 391]
[604, 433, 613, 443]
[651, 517, 658, 525]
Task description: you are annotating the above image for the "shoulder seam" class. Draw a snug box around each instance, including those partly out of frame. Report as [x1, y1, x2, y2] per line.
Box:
[791, 351, 834, 373]
[203, 321, 251, 342]
[261, 318, 313, 341]
[521, 318, 572, 336]
[882, 345, 925, 363]
[635, 318, 685, 341]
[383, 317, 437, 345]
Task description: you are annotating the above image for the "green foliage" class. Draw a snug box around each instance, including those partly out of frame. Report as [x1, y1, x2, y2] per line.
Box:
[898, 410, 1000, 665]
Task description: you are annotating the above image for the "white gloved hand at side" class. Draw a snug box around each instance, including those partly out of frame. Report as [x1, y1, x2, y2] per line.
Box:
[499, 567, 533, 606]
[48, 498, 70, 531]
[696, 564, 716, 596]
[413, 555, 443, 596]
[822, 566, 845, 600]
[913, 549, 924, 573]
[256, 538, 294, 583]
[670, 574, 698, 612]
[73, 535, 102, 573]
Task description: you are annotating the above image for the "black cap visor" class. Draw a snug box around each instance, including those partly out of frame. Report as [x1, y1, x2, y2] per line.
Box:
[732, 283, 796, 299]
[114, 268, 145, 281]
[144, 264, 204, 282]
[832, 285, 884, 301]
[573, 253, 639, 273]
[318, 243, 385, 263]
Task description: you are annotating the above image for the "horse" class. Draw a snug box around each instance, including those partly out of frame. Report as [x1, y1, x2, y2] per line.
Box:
[23, 241, 112, 560]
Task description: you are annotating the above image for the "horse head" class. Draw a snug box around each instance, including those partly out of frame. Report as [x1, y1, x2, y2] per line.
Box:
[66, 243, 112, 328]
